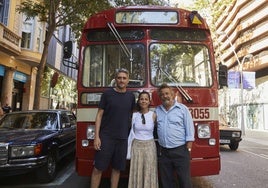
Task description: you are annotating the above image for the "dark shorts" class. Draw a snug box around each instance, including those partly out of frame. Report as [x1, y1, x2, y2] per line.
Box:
[94, 136, 128, 171]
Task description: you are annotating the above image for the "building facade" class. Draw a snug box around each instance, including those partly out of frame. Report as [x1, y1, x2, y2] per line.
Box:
[0, 0, 77, 112]
[216, 0, 268, 131]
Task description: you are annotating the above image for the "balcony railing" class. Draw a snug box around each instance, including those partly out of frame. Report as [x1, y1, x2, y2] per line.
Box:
[0, 22, 21, 55]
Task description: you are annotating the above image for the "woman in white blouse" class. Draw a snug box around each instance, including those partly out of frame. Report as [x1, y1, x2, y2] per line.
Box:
[128, 91, 158, 188]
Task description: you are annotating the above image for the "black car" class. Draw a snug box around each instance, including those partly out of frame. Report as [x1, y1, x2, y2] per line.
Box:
[0, 110, 76, 183]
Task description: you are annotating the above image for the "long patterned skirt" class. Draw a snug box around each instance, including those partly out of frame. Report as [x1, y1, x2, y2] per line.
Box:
[128, 139, 158, 188]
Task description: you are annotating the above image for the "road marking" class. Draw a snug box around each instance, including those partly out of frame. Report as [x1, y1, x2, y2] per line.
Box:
[0, 161, 75, 188]
[48, 162, 75, 186]
[242, 149, 268, 160]
[260, 154, 268, 158]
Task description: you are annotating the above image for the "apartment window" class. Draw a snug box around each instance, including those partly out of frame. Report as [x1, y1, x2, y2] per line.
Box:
[21, 15, 33, 49]
[0, 0, 9, 25]
[21, 32, 31, 49]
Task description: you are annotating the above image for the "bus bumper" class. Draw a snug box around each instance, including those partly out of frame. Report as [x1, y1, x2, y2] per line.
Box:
[190, 157, 221, 176]
[76, 157, 220, 177]
[76, 158, 94, 176]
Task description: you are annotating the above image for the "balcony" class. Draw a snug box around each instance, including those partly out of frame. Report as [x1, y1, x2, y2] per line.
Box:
[0, 23, 21, 56]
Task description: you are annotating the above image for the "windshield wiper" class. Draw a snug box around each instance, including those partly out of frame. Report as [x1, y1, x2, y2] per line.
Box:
[107, 22, 133, 63]
[158, 67, 193, 103]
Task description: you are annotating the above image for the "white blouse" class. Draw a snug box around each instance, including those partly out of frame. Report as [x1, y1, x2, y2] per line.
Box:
[132, 111, 155, 140]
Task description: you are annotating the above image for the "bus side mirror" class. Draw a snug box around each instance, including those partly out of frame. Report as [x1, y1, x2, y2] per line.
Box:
[218, 64, 228, 88]
[63, 41, 73, 59]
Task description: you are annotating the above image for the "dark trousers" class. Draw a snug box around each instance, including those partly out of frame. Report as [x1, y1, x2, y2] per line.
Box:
[158, 145, 192, 188]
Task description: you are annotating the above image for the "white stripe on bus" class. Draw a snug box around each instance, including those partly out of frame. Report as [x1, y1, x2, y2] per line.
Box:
[77, 107, 219, 122]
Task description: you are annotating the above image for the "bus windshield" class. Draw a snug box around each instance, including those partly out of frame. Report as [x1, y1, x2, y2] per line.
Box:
[83, 44, 145, 87]
[150, 43, 212, 87]
[83, 43, 212, 88]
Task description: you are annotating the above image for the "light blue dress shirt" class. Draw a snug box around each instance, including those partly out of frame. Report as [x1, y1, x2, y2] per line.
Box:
[155, 101, 195, 148]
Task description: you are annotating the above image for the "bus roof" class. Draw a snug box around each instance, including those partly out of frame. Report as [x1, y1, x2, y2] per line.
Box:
[83, 6, 209, 31]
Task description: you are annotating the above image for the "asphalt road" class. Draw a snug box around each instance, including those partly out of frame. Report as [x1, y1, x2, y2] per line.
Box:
[203, 139, 268, 188]
[1, 138, 267, 188]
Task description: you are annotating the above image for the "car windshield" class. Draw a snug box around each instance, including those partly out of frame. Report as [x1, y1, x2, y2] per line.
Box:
[0, 112, 58, 130]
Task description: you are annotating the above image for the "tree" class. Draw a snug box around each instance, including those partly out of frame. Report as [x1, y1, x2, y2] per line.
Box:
[17, 0, 111, 109]
[193, 0, 234, 29]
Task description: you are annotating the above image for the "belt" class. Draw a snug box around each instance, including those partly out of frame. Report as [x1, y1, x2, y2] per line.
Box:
[160, 144, 186, 150]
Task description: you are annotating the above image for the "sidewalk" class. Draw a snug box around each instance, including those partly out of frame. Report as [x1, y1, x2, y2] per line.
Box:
[242, 130, 268, 146]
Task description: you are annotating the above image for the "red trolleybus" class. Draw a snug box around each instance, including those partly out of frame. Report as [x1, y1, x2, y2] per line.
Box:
[64, 6, 224, 177]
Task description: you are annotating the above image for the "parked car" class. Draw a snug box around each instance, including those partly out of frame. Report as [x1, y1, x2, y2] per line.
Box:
[0, 109, 76, 183]
[219, 124, 242, 151]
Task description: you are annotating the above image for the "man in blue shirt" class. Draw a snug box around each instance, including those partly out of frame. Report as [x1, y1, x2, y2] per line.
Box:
[155, 83, 195, 188]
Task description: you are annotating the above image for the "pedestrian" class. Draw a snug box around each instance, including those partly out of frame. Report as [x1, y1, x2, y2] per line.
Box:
[128, 91, 158, 188]
[0, 102, 4, 117]
[2, 103, 12, 114]
[90, 68, 136, 188]
[155, 83, 195, 188]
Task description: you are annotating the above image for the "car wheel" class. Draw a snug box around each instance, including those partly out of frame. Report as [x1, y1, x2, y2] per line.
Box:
[36, 152, 57, 183]
[229, 142, 239, 151]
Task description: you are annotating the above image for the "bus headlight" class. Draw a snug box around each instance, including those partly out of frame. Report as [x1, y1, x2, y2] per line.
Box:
[87, 125, 95, 140]
[197, 124, 211, 138]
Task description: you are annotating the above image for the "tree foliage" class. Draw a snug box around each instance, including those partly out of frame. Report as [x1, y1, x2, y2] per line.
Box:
[17, 0, 111, 42]
[189, 0, 235, 35]
[16, 0, 111, 109]
[41, 66, 77, 109]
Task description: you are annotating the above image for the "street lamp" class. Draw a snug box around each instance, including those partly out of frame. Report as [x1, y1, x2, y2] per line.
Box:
[218, 31, 253, 136]
[217, 31, 241, 65]
[240, 54, 253, 136]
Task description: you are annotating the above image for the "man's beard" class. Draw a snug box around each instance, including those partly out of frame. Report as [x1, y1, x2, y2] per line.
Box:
[162, 99, 170, 107]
